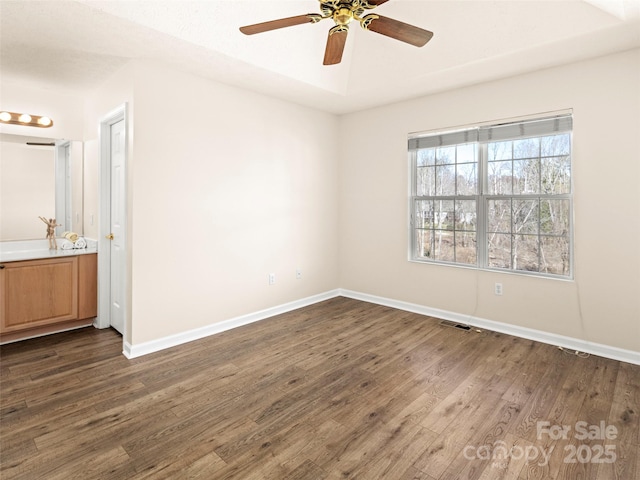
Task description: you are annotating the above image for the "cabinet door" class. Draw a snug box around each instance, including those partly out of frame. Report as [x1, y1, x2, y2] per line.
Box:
[78, 254, 98, 320]
[0, 257, 79, 333]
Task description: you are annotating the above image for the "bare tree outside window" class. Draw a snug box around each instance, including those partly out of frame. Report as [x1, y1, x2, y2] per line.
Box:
[410, 115, 572, 278]
[415, 143, 477, 265]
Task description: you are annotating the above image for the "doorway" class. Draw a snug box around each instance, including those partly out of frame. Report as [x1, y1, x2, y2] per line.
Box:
[97, 105, 127, 344]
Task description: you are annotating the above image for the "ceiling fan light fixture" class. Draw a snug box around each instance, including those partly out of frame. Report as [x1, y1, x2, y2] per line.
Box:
[0, 110, 54, 128]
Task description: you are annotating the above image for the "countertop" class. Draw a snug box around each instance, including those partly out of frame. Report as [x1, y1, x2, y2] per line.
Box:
[0, 239, 98, 263]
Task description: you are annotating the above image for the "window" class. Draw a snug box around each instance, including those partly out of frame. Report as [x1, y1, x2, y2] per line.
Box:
[409, 114, 573, 278]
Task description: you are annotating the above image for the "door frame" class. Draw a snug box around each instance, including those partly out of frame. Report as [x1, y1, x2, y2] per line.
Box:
[96, 104, 128, 349]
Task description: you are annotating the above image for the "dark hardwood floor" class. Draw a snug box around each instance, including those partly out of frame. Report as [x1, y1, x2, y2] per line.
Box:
[1, 297, 638, 479]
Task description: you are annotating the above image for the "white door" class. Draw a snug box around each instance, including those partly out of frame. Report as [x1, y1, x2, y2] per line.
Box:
[109, 119, 126, 334]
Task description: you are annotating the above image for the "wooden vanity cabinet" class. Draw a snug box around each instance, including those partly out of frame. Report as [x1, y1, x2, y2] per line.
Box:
[0, 254, 97, 342]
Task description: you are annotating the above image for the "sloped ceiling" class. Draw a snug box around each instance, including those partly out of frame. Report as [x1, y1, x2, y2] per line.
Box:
[1, 0, 639, 114]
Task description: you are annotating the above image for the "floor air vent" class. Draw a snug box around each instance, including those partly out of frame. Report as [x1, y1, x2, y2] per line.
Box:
[439, 319, 471, 331]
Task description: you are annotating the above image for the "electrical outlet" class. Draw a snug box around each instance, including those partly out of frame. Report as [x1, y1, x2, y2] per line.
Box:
[495, 283, 503, 295]
[269, 273, 276, 285]
[296, 269, 302, 280]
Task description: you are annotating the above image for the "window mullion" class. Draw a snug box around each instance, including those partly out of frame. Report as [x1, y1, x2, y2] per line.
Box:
[477, 142, 488, 269]
[409, 149, 417, 260]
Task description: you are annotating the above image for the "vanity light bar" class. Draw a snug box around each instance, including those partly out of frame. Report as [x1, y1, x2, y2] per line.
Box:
[0, 111, 53, 128]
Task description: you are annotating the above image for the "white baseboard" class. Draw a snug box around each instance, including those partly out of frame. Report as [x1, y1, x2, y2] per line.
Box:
[123, 289, 341, 359]
[339, 289, 640, 366]
[122, 287, 639, 366]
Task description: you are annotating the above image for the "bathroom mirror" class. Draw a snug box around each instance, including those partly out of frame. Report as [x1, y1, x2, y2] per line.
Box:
[0, 133, 83, 241]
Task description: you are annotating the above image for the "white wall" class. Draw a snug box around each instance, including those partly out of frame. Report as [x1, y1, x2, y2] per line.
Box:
[100, 62, 340, 345]
[338, 49, 640, 354]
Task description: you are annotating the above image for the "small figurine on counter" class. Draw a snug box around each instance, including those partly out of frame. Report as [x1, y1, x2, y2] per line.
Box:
[39, 216, 60, 250]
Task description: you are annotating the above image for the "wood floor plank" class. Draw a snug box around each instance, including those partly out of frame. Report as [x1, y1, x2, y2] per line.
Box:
[277, 419, 347, 473]
[546, 354, 620, 480]
[598, 361, 640, 480]
[399, 466, 438, 479]
[0, 435, 38, 472]
[124, 413, 257, 475]
[283, 459, 328, 480]
[129, 443, 226, 480]
[513, 351, 598, 479]
[412, 392, 513, 477]
[500, 341, 552, 406]
[1, 297, 638, 480]
[207, 419, 333, 480]
[348, 424, 439, 479]
[215, 364, 373, 462]
[46, 446, 134, 480]
[315, 415, 390, 478]
[437, 399, 523, 480]
[418, 368, 505, 434]
[403, 330, 496, 400]
[510, 349, 574, 442]
[475, 433, 531, 480]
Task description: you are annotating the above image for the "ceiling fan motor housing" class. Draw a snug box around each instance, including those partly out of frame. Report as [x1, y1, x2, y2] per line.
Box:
[334, 7, 354, 25]
[322, 1, 367, 25]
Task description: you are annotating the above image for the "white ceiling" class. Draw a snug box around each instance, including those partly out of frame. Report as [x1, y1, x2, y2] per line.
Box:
[1, 0, 639, 114]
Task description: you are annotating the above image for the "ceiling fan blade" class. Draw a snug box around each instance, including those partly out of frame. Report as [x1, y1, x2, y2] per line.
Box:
[362, 0, 391, 7]
[323, 26, 348, 65]
[240, 14, 321, 35]
[362, 14, 433, 47]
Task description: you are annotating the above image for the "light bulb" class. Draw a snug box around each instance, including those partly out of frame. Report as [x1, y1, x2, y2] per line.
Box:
[18, 113, 32, 123]
[37, 116, 52, 126]
[0, 112, 12, 122]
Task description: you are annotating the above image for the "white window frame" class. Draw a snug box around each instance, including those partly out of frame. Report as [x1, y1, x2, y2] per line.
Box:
[409, 112, 574, 279]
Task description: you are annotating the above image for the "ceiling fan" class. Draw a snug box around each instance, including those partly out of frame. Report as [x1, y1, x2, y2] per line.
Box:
[239, 0, 433, 65]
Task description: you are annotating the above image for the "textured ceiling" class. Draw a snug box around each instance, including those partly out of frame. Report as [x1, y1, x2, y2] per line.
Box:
[1, 0, 639, 114]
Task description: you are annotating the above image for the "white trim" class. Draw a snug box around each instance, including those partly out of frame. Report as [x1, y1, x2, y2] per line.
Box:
[121, 287, 639, 366]
[97, 104, 128, 340]
[123, 290, 341, 359]
[54, 140, 71, 235]
[0, 324, 93, 345]
[339, 289, 640, 366]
